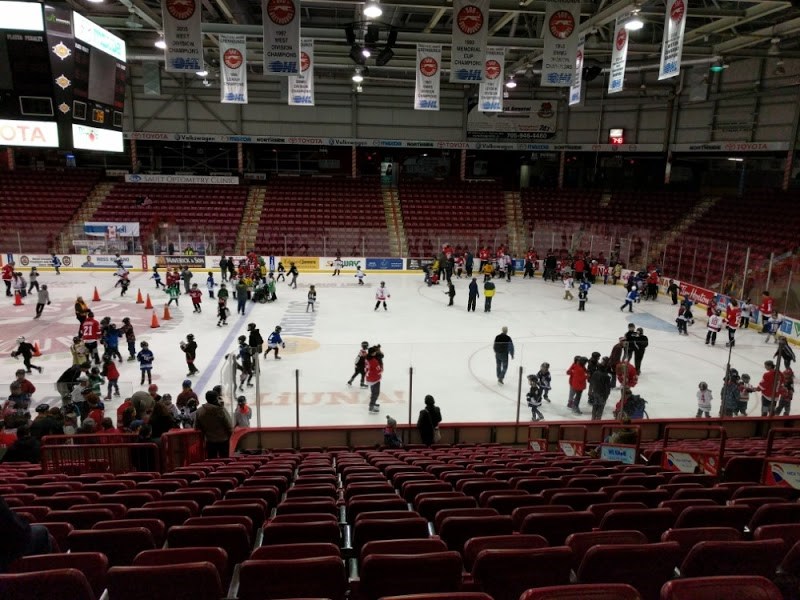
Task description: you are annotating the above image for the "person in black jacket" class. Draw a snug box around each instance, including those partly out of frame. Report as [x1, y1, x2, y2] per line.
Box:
[29, 404, 63, 440]
[417, 395, 442, 446]
[181, 334, 199, 376]
[0, 497, 52, 571]
[248, 323, 264, 354]
[633, 327, 648, 375]
[1, 425, 40, 463]
[588, 357, 613, 421]
[467, 278, 479, 312]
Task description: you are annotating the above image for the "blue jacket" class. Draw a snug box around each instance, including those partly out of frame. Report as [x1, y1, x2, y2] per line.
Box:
[268, 331, 284, 345]
[137, 349, 154, 369]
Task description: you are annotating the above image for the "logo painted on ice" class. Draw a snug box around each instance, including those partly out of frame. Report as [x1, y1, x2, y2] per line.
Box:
[549, 10, 575, 39]
[457, 5, 484, 35]
[670, 0, 685, 23]
[484, 59, 501, 79]
[267, 0, 295, 25]
[166, 0, 196, 20]
[223, 48, 243, 69]
[300, 51, 310, 72]
[616, 27, 628, 51]
[419, 57, 438, 77]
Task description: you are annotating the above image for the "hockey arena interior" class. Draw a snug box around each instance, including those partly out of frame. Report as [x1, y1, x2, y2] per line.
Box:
[2, 0, 800, 598]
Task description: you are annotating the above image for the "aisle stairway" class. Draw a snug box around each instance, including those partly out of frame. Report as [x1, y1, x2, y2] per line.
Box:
[646, 195, 720, 266]
[235, 186, 266, 254]
[56, 181, 116, 253]
[383, 187, 408, 257]
[504, 191, 527, 255]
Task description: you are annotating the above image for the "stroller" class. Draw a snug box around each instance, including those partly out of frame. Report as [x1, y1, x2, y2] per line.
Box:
[252, 284, 270, 304]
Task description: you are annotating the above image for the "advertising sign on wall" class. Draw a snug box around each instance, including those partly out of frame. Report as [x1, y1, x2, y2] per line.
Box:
[467, 99, 558, 140]
[320, 257, 365, 271]
[366, 258, 404, 270]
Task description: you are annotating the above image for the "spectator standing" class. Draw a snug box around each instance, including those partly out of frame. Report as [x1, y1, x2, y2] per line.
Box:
[195, 390, 233, 458]
[493, 327, 514, 385]
[417, 395, 442, 446]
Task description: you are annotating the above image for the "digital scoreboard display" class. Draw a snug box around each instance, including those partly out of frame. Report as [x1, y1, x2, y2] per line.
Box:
[0, 3, 126, 151]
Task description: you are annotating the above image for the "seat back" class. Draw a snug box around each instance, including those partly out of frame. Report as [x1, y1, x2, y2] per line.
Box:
[347, 496, 409, 522]
[236, 556, 347, 600]
[748, 503, 800, 531]
[416, 496, 477, 521]
[203, 503, 266, 528]
[472, 547, 574, 600]
[433, 508, 498, 532]
[658, 499, 717, 518]
[753, 523, 800, 547]
[519, 584, 642, 600]
[577, 542, 682, 600]
[360, 551, 463, 600]
[0, 569, 94, 600]
[67, 528, 156, 567]
[10, 553, 108, 600]
[353, 517, 429, 554]
[680, 539, 786, 579]
[599, 508, 675, 543]
[780, 540, 800, 577]
[674, 505, 751, 530]
[566, 530, 648, 569]
[126, 506, 192, 529]
[463, 534, 548, 571]
[93, 519, 166, 546]
[107, 562, 223, 600]
[132, 547, 228, 584]
[660, 575, 782, 600]
[661, 527, 742, 562]
[520, 510, 594, 545]
[250, 542, 341, 560]
[262, 520, 342, 546]
[550, 491, 609, 511]
[167, 524, 250, 569]
[438, 515, 514, 555]
[611, 489, 670, 508]
[360, 538, 448, 562]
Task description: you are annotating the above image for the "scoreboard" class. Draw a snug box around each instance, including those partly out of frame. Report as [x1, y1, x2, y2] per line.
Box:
[0, 1, 126, 151]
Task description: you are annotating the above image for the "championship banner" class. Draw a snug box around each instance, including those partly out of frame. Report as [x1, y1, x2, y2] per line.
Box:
[415, 44, 442, 111]
[608, 15, 630, 94]
[288, 38, 314, 106]
[219, 34, 248, 103]
[262, 0, 300, 75]
[162, 0, 204, 72]
[449, 0, 489, 83]
[541, 1, 581, 87]
[478, 47, 504, 112]
[659, 0, 687, 80]
[568, 35, 585, 106]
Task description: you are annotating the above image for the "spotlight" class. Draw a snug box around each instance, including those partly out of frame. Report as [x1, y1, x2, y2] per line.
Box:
[196, 68, 209, 77]
[505, 77, 517, 89]
[352, 68, 364, 83]
[362, 47, 371, 58]
[625, 12, 644, 31]
[376, 47, 394, 66]
[155, 38, 167, 49]
[364, 1, 382, 18]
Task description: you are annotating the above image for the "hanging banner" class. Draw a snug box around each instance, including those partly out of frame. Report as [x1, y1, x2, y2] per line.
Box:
[659, 0, 687, 80]
[541, 1, 581, 87]
[478, 47, 504, 112]
[568, 35, 585, 106]
[415, 44, 442, 111]
[162, 0, 204, 72]
[288, 38, 314, 106]
[219, 34, 248, 103]
[262, 0, 300, 75]
[449, 0, 489, 83]
[608, 15, 630, 94]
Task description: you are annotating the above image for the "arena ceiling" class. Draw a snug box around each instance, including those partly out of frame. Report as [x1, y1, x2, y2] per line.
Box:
[76, 0, 800, 85]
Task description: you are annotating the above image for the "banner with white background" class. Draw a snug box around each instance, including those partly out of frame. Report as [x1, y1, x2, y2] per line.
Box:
[449, 0, 489, 83]
[541, 0, 581, 87]
[161, 0, 204, 72]
[288, 38, 314, 106]
[262, 0, 300, 75]
[415, 44, 442, 111]
[608, 15, 630, 93]
[478, 46, 504, 112]
[220, 34, 248, 103]
[659, 0, 687, 80]
[568, 35, 585, 106]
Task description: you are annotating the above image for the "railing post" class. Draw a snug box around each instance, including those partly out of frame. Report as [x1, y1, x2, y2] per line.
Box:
[407, 366, 414, 445]
[514, 365, 523, 444]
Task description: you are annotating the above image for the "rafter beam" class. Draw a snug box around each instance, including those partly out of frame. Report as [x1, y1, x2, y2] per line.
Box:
[683, 1, 791, 45]
[713, 15, 800, 54]
[423, 7, 446, 33]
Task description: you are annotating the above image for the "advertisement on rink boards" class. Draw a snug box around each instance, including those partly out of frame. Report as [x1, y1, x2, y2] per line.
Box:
[366, 258, 404, 271]
[763, 460, 800, 489]
[278, 257, 319, 271]
[320, 257, 365, 272]
[3, 254, 141, 270]
[205, 255, 248, 269]
[153, 255, 206, 269]
[467, 100, 558, 141]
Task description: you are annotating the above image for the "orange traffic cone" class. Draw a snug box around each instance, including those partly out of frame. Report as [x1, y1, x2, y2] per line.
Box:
[150, 312, 160, 328]
[13, 291, 23, 306]
[92, 287, 101, 302]
[144, 294, 153, 309]
[163, 305, 172, 321]
[33, 341, 42, 357]
[136, 289, 144, 304]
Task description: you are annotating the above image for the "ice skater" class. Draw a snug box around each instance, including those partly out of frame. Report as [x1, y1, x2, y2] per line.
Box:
[34, 284, 50, 319]
[264, 326, 285, 359]
[206, 271, 217, 299]
[445, 282, 455, 306]
[696, 381, 712, 417]
[51, 254, 61, 275]
[189, 283, 203, 313]
[151, 267, 165, 289]
[181, 333, 198, 376]
[11, 336, 42, 374]
[374, 281, 390, 311]
[216, 296, 229, 327]
[236, 336, 255, 390]
[288, 262, 299, 288]
[355, 266, 366, 285]
[137, 341, 154, 385]
[307, 285, 317, 312]
[706, 309, 724, 346]
[526, 374, 544, 421]
[347, 341, 369, 388]
[620, 287, 638, 312]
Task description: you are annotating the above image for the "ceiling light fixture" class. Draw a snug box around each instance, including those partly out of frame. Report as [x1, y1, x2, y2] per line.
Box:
[155, 38, 167, 49]
[364, 1, 382, 18]
[362, 47, 371, 58]
[505, 77, 517, 89]
[352, 68, 364, 83]
[709, 58, 728, 73]
[196, 68, 209, 77]
[624, 12, 644, 31]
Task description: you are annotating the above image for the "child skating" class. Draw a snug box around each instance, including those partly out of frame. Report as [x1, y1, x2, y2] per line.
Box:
[696, 381, 712, 417]
[206, 271, 217, 299]
[189, 283, 203, 313]
[137, 341, 154, 385]
[307, 285, 317, 312]
[563, 275, 574, 300]
[706, 309, 724, 346]
[355, 267, 366, 285]
[526, 374, 544, 421]
[34, 284, 50, 319]
[374, 282, 390, 311]
[264, 325, 285, 359]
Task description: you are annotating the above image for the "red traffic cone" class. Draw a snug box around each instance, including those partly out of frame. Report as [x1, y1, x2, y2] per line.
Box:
[150, 312, 160, 328]
[136, 289, 144, 304]
[13, 291, 23, 306]
[33, 341, 42, 357]
[144, 294, 153, 309]
[92, 287, 101, 302]
[163, 305, 172, 321]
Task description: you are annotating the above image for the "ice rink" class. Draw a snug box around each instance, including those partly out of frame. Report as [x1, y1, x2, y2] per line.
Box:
[0, 267, 783, 428]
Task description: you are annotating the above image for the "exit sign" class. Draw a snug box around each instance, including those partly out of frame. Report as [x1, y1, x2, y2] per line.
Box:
[609, 128, 625, 145]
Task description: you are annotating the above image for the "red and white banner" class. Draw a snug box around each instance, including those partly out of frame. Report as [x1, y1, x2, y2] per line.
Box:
[261, 0, 300, 75]
[162, 0, 204, 72]
[478, 47, 504, 112]
[541, 1, 581, 87]
[288, 38, 314, 106]
[449, 0, 489, 83]
[415, 44, 442, 111]
[219, 34, 248, 104]
[608, 14, 629, 94]
[659, 0, 687, 80]
[568, 35, 585, 106]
